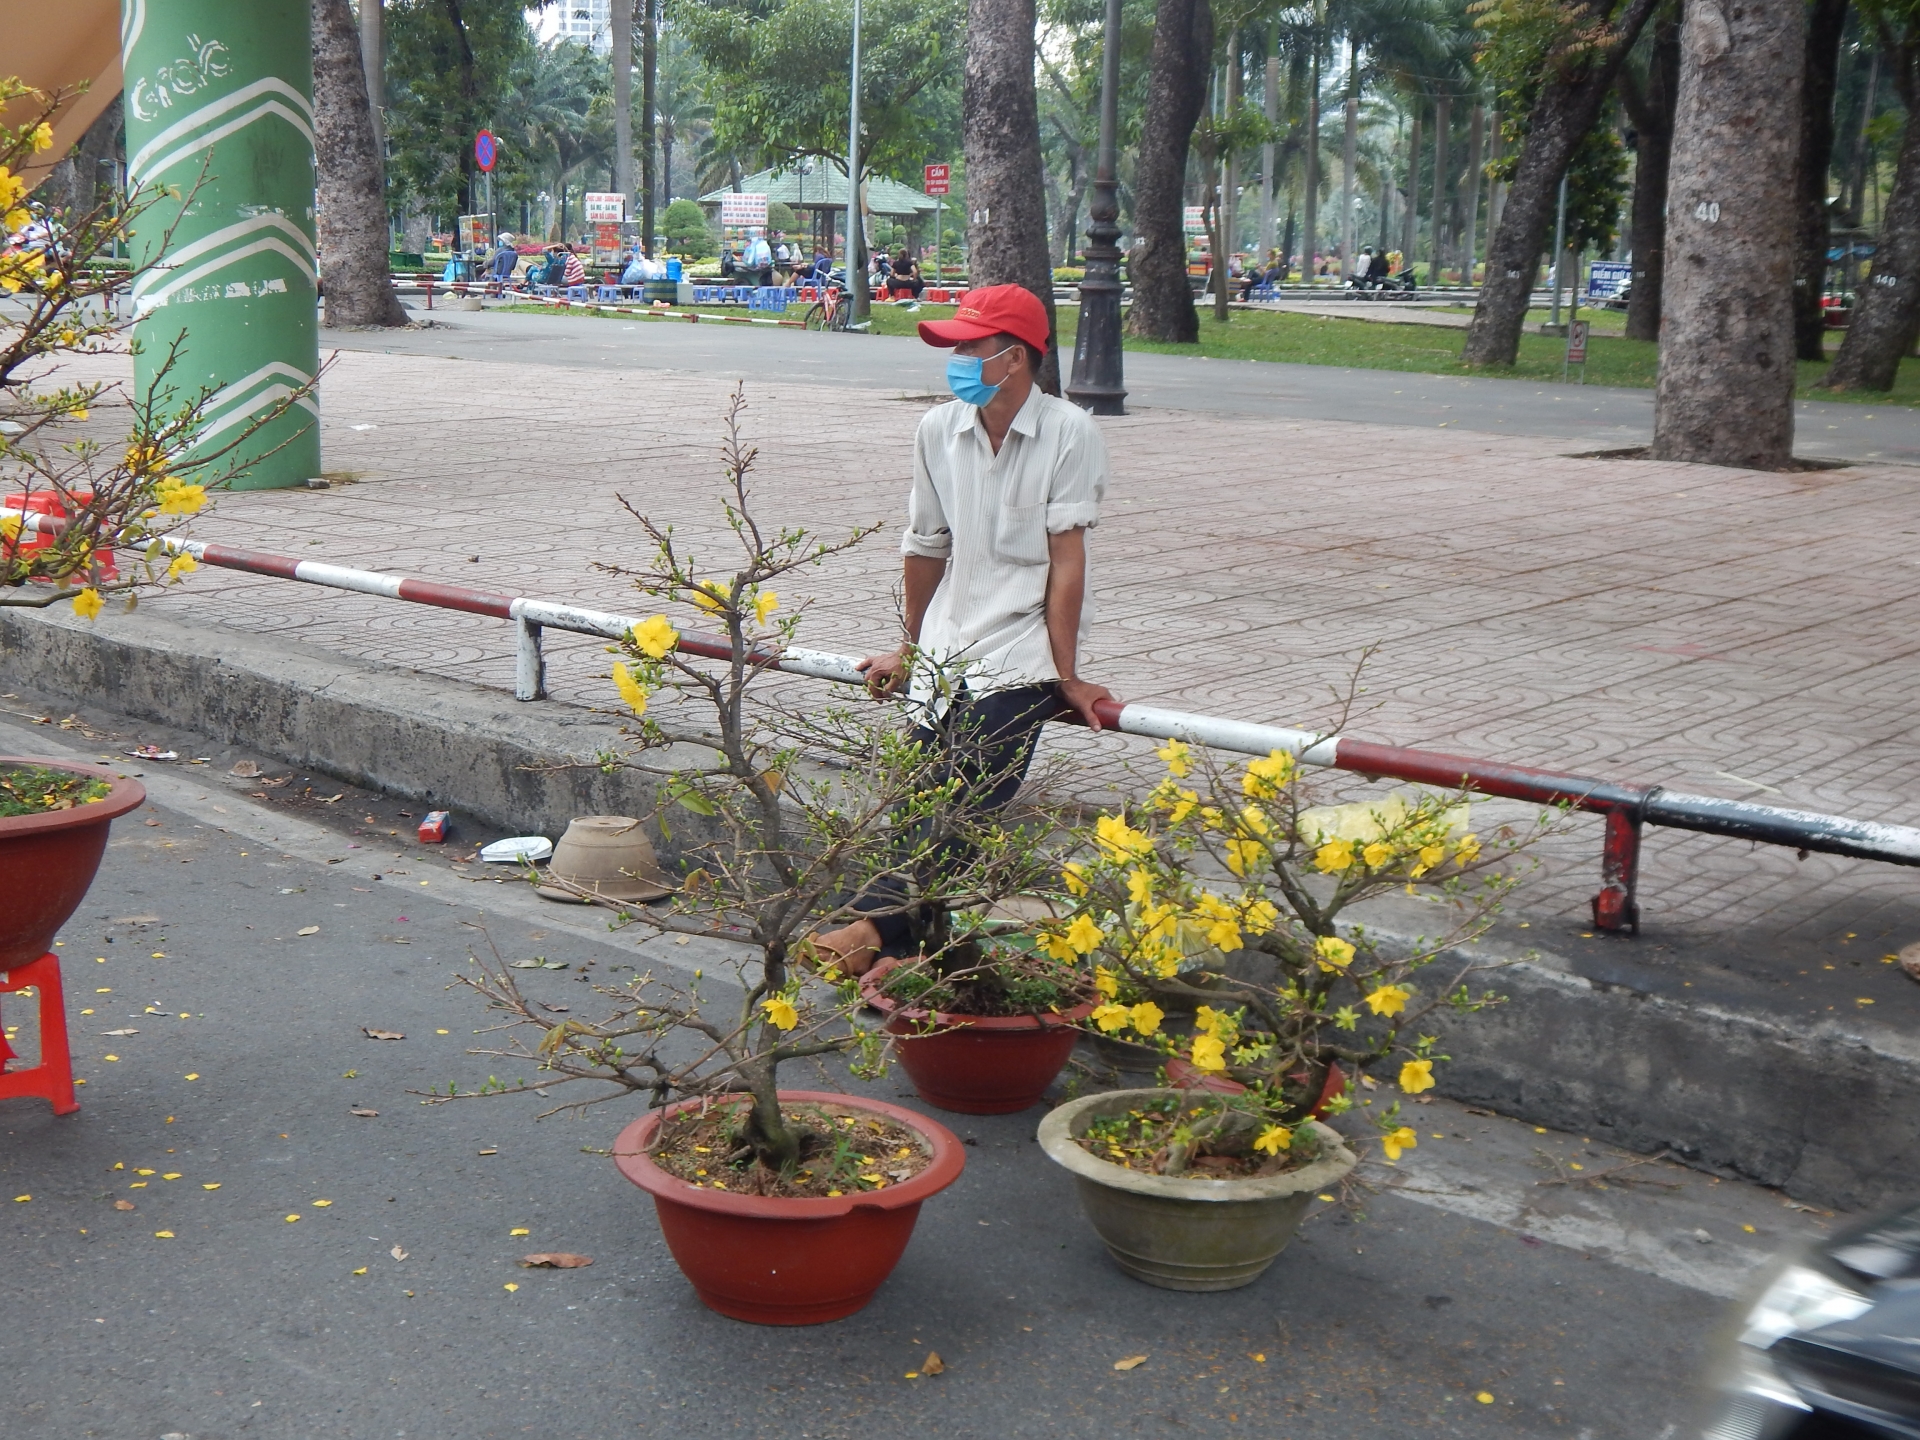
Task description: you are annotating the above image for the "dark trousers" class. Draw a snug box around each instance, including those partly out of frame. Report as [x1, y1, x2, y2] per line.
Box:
[852, 683, 1068, 952]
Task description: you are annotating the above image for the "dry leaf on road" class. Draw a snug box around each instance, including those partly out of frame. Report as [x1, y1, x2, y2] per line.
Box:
[390, 1245, 408, 1261]
[349, 1107, 379, 1118]
[297, 926, 320, 936]
[519, 1253, 594, 1268]
[922, 1352, 946, 1375]
[230, 760, 261, 778]
[1113, 1355, 1149, 1372]
[362, 1028, 404, 1041]
[114, 1200, 136, 1211]
[100, 1028, 138, 1036]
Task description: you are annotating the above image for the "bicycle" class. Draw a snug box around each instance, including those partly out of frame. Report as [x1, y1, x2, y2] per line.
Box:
[803, 284, 857, 332]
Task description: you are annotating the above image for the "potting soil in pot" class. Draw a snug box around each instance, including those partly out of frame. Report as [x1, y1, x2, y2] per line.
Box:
[650, 1100, 934, 1199]
[0, 765, 111, 817]
[877, 950, 1095, 1017]
[1076, 1091, 1327, 1180]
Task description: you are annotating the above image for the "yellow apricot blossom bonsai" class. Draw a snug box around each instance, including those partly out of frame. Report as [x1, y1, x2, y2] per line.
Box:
[1047, 737, 1546, 1177]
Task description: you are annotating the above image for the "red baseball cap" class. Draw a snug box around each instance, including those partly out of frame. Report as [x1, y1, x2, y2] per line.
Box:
[917, 283, 1052, 353]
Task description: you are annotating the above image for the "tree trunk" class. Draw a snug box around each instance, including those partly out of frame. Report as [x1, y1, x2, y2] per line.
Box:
[1793, 0, 1848, 360]
[312, 0, 408, 328]
[1124, 0, 1213, 339]
[1301, 47, 1319, 279]
[1461, 0, 1662, 365]
[1429, 95, 1449, 281]
[1651, 0, 1804, 466]
[641, 0, 658, 247]
[1462, 103, 1484, 284]
[1342, 51, 1357, 276]
[964, 0, 1063, 390]
[613, 0, 634, 217]
[1826, 49, 1920, 391]
[1402, 101, 1421, 268]
[1224, 37, 1240, 278]
[1846, 51, 1880, 223]
[1260, 43, 1279, 258]
[360, 0, 384, 159]
[1618, 7, 1679, 342]
[661, 120, 674, 205]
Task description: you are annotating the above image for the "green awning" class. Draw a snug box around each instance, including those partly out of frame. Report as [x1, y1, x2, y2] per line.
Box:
[698, 166, 940, 218]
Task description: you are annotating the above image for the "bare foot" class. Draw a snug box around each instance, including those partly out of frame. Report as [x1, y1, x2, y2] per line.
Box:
[808, 919, 883, 977]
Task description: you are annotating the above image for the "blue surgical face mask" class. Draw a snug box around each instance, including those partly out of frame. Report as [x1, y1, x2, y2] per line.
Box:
[946, 346, 1015, 406]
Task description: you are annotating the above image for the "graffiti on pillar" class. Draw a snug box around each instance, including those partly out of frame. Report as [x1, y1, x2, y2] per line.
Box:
[130, 36, 233, 122]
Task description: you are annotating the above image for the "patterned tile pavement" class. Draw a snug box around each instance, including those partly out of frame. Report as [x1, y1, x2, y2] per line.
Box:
[52, 349, 1920, 974]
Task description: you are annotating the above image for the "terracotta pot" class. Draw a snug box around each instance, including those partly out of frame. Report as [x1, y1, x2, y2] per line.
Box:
[861, 958, 1095, 1114]
[0, 758, 146, 968]
[1039, 1088, 1357, 1292]
[1164, 1058, 1347, 1117]
[612, 1090, 964, 1325]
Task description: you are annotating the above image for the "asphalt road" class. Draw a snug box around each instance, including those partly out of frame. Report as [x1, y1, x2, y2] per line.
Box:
[325, 305, 1920, 464]
[3, 714, 1839, 1440]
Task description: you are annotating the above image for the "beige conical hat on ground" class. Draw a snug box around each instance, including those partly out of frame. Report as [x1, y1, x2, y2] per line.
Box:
[534, 816, 675, 904]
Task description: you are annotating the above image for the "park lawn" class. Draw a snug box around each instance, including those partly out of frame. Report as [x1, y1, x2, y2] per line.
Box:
[501, 298, 1920, 407]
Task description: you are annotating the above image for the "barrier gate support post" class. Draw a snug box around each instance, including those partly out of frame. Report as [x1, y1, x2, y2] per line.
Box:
[1593, 805, 1643, 934]
[514, 615, 546, 701]
[122, 0, 322, 490]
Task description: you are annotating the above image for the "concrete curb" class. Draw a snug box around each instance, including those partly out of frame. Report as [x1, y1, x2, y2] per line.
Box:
[5, 604, 1915, 1210]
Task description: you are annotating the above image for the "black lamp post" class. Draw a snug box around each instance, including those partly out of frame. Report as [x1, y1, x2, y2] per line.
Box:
[1066, 0, 1126, 415]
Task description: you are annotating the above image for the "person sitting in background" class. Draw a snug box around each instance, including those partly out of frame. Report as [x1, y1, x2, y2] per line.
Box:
[490, 236, 520, 285]
[1236, 261, 1266, 301]
[887, 249, 923, 299]
[746, 228, 774, 286]
[561, 246, 587, 289]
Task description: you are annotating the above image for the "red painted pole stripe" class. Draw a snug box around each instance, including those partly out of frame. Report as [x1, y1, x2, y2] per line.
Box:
[394, 577, 515, 619]
[196, 543, 303, 580]
[1332, 739, 1649, 816]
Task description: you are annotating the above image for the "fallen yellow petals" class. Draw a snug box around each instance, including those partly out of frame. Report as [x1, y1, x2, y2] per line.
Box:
[202, 1183, 220, 1191]
[1113, 1355, 1149, 1372]
[352, 1267, 368, 1275]
[311, 1199, 332, 1207]
[1476, 1392, 1495, 1404]
[504, 1282, 519, 1292]
[285, 1214, 301, 1223]
[136, 1169, 155, 1176]
[154, 1230, 175, 1239]
[12, 1194, 28, 1202]
[184, 1073, 199, 1080]
[161, 1173, 181, 1180]
[103, 1054, 119, 1062]
[510, 1227, 530, 1236]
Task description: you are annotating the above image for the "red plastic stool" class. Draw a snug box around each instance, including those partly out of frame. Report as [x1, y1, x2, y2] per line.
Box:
[0, 953, 78, 1114]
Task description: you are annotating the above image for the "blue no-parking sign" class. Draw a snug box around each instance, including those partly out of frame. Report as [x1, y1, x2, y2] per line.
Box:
[474, 130, 497, 172]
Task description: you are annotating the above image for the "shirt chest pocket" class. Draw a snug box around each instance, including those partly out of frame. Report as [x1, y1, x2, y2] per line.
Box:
[994, 500, 1051, 566]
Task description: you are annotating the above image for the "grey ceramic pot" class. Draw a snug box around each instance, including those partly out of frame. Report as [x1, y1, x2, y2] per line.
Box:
[1038, 1088, 1357, 1292]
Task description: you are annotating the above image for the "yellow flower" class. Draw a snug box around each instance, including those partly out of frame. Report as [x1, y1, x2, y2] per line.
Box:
[1455, 834, 1482, 865]
[1399, 1057, 1435, 1094]
[1065, 913, 1104, 954]
[71, 586, 103, 620]
[152, 478, 206, 514]
[689, 579, 728, 614]
[1314, 935, 1356, 971]
[1314, 838, 1355, 873]
[612, 661, 650, 716]
[1364, 984, 1411, 1017]
[1412, 842, 1446, 877]
[1362, 841, 1393, 868]
[1241, 899, 1279, 935]
[1091, 1002, 1131, 1033]
[1094, 813, 1153, 860]
[1061, 861, 1088, 896]
[1193, 1005, 1235, 1040]
[1382, 1126, 1418, 1161]
[1224, 837, 1267, 878]
[1156, 737, 1193, 777]
[1039, 930, 1078, 963]
[0, 514, 19, 542]
[1128, 1001, 1164, 1036]
[29, 123, 53, 152]
[1125, 867, 1154, 905]
[1242, 749, 1295, 799]
[165, 552, 198, 581]
[762, 996, 799, 1031]
[1254, 1124, 1292, 1156]
[1093, 966, 1119, 998]
[752, 590, 779, 625]
[1188, 1034, 1228, 1072]
[630, 614, 679, 659]
[1160, 786, 1199, 824]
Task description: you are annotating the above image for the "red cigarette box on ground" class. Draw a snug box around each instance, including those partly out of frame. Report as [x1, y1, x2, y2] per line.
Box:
[418, 811, 450, 843]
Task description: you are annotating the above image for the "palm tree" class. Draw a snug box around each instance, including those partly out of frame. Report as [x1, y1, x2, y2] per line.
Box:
[502, 40, 605, 238]
[1327, 0, 1446, 276]
[651, 30, 715, 205]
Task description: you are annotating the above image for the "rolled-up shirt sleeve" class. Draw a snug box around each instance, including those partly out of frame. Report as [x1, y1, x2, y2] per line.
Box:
[1045, 412, 1108, 533]
[902, 422, 953, 557]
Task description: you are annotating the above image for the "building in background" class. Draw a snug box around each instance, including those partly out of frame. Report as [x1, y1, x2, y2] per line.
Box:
[532, 0, 613, 54]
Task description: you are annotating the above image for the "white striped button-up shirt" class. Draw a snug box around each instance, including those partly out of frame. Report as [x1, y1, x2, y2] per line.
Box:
[902, 386, 1108, 697]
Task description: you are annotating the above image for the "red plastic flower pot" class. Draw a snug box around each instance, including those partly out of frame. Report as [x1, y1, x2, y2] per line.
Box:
[1165, 1057, 1347, 1117]
[861, 959, 1096, 1115]
[612, 1090, 965, 1326]
[0, 758, 146, 967]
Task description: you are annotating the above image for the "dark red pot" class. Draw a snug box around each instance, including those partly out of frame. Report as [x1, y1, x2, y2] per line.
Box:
[0, 758, 146, 967]
[861, 958, 1096, 1114]
[613, 1090, 964, 1326]
[1165, 1056, 1347, 1118]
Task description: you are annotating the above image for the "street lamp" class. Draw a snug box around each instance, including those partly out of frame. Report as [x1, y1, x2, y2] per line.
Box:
[843, 0, 868, 323]
[1067, 0, 1125, 415]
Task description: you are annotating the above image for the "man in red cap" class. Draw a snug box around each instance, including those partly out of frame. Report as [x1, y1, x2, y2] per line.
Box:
[813, 283, 1118, 974]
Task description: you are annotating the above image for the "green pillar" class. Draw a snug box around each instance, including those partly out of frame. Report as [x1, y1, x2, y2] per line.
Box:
[122, 0, 320, 490]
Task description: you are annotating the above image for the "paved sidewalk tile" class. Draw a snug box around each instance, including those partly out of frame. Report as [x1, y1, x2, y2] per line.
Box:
[52, 350, 1920, 960]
